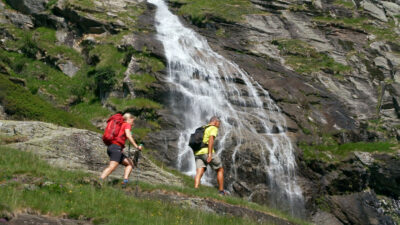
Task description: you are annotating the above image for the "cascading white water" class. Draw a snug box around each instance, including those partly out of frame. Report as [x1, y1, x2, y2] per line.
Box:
[148, 0, 304, 216]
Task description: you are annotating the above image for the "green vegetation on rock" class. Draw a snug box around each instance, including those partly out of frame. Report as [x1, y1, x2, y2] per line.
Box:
[170, 0, 263, 23]
[108, 97, 162, 112]
[301, 141, 398, 162]
[70, 102, 110, 122]
[313, 16, 400, 44]
[4, 25, 83, 66]
[0, 146, 261, 225]
[333, 0, 355, 9]
[0, 49, 76, 104]
[0, 75, 97, 131]
[272, 39, 351, 75]
[89, 44, 127, 79]
[130, 73, 157, 92]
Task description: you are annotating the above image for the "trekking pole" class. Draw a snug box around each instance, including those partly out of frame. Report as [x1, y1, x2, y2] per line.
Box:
[134, 144, 143, 196]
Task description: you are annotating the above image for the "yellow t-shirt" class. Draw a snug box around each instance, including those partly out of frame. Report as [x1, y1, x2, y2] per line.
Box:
[195, 125, 218, 156]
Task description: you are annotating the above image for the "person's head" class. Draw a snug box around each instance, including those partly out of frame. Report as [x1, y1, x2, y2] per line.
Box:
[209, 116, 221, 127]
[123, 113, 135, 125]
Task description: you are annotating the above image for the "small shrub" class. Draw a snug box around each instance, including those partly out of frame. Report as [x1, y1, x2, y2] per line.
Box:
[89, 67, 117, 99]
[20, 35, 39, 58]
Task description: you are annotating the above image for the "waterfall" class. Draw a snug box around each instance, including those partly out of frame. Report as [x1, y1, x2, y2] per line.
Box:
[147, 0, 304, 216]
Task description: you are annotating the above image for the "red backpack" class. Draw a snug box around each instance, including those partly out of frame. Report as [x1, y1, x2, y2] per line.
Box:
[102, 113, 124, 146]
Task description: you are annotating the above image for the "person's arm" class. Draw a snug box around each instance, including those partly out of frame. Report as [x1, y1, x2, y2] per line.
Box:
[125, 129, 142, 150]
[207, 135, 214, 163]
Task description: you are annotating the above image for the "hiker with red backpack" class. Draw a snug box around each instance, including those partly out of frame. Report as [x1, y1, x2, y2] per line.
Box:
[100, 113, 142, 186]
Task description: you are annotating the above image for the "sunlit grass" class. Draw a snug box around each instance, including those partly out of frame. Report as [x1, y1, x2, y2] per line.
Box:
[0, 146, 271, 225]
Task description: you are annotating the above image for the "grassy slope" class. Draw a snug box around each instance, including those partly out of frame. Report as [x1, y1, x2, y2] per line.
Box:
[0, 11, 164, 130]
[0, 146, 308, 225]
[0, 74, 98, 132]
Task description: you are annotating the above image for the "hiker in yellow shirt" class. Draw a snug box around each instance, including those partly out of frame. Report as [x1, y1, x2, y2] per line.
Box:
[194, 116, 225, 195]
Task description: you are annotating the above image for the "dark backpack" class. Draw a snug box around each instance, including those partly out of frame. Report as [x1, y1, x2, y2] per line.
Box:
[102, 113, 124, 146]
[188, 125, 209, 151]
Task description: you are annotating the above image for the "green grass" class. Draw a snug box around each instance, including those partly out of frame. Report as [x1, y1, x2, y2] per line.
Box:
[313, 16, 400, 44]
[131, 127, 152, 143]
[108, 97, 162, 112]
[272, 39, 351, 75]
[0, 74, 98, 132]
[5, 26, 83, 66]
[70, 102, 111, 122]
[301, 141, 398, 162]
[135, 52, 165, 73]
[0, 146, 276, 225]
[67, 0, 95, 10]
[46, 0, 58, 9]
[170, 0, 263, 23]
[89, 44, 127, 79]
[130, 73, 157, 92]
[0, 49, 76, 105]
[142, 154, 311, 225]
[333, 0, 355, 9]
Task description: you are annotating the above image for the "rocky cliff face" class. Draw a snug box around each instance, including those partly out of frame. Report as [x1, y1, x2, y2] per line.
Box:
[167, 0, 400, 144]
[1, 0, 400, 224]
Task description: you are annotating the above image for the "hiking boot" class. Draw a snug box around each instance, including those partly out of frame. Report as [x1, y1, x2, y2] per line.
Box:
[121, 179, 129, 189]
[218, 190, 227, 196]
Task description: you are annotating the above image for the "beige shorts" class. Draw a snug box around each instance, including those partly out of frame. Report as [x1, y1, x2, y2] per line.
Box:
[195, 153, 222, 170]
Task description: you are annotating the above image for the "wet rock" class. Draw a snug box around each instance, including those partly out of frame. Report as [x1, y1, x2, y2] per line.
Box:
[328, 191, 396, 225]
[312, 210, 343, 225]
[248, 184, 270, 204]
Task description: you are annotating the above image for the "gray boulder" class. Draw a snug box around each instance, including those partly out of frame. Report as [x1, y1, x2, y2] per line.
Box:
[58, 61, 79, 77]
[381, 1, 400, 17]
[0, 120, 183, 186]
[6, 0, 48, 15]
[360, 0, 388, 22]
[4, 11, 34, 29]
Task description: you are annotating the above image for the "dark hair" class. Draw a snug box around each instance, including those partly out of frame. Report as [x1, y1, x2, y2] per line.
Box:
[209, 116, 220, 123]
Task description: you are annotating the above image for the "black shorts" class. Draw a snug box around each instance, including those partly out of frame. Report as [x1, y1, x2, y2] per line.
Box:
[107, 144, 127, 164]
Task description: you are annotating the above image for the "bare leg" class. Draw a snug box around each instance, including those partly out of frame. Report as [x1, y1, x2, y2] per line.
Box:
[194, 167, 205, 188]
[216, 167, 224, 191]
[101, 161, 119, 180]
[121, 158, 133, 180]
